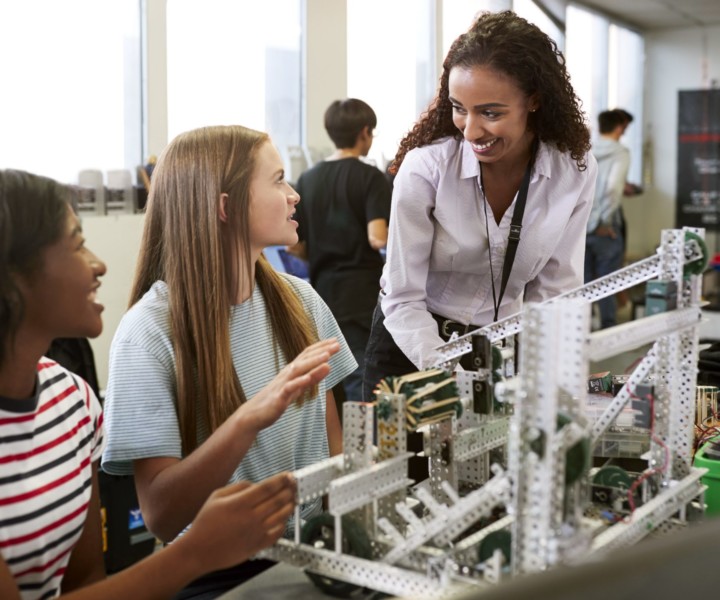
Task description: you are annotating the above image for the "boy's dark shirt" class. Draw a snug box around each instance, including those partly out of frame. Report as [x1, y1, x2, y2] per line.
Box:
[294, 158, 391, 321]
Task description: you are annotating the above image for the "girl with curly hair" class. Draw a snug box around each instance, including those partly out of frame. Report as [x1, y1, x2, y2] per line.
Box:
[363, 11, 597, 424]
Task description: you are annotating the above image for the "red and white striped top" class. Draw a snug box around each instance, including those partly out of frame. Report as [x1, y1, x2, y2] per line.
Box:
[0, 359, 105, 599]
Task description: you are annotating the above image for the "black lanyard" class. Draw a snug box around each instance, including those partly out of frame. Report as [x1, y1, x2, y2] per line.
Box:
[482, 139, 538, 322]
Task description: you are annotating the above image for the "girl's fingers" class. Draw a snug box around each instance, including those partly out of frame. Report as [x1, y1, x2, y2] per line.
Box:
[297, 340, 340, 361]
[293, 341, 339, 368]
[282, 340, 339, 378]
[282, 363, 331, 395]
[285, 352, 330, 378]
[227, 473, 295, 507]
[305, 363, 332, 384]
[211, 480, 253, 498]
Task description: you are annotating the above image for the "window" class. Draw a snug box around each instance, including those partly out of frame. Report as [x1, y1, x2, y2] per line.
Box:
[608, 24, 644, 184]
[0, 0, 142, 183]
[513, 0, 565, 51]
[566, 5, 610, 130]
[347, 0, 435, 169]
[166, 0, 302, 150]
[442, 0, 511, 58]
[566, 4, 644, 183]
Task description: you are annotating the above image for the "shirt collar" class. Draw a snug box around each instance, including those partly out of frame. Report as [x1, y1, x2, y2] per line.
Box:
[0, 375, 39, 413]
[458, 137, 552, 182]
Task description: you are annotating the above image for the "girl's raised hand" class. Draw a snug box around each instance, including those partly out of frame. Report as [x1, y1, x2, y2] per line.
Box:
[240, 338, 340, 432]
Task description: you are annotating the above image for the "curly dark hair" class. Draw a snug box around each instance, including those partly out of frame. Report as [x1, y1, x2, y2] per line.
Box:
[392, 10, 590, 173]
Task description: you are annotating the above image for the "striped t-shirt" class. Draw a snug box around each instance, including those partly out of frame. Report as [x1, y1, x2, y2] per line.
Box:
[101, 276, 356, 529]
[0, 360, 105, 599]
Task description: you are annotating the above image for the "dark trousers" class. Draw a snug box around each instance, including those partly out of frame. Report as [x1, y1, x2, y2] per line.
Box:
[336, 317, 371, 402]
[585, 233, 624, 328]
[362, 301, 417, 403]
[173, 559, 275, 599]
[362, 299, 475, 483]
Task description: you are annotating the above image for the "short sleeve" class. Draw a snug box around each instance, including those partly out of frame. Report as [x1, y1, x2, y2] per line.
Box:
[87, 384, 106, 462]
[364, 168, 391, 223]
[101, 339, 183, 476]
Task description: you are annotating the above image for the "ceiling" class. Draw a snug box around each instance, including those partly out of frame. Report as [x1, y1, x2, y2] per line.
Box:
[571, 0, 720, 31]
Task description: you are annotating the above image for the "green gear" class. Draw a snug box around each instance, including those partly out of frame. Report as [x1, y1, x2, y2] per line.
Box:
[375, 398, 394, 421]
[592, 465, 634, 490]
[683, 230, 708, 277]
[478, 529, 512, 566]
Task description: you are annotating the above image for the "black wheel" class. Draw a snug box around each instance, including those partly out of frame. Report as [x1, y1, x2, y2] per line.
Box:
[301, 513, 372, 598]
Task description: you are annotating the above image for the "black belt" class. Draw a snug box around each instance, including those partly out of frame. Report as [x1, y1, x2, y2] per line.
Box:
[431, 313, 480, 341]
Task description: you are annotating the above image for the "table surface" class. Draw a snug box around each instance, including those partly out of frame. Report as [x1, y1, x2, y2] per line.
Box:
[218, 562, 394, 599]
[217, 563, 333, 599]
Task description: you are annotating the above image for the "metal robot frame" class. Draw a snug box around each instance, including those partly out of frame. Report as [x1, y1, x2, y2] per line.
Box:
[259, 227, 709, 599]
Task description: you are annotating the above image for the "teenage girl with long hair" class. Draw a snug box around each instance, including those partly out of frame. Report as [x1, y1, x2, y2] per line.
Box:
[102, 125, 356, 598]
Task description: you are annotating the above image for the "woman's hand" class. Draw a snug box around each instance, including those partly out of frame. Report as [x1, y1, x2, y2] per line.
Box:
[594, 224, 617, 239]
[240, 338, 340, 433]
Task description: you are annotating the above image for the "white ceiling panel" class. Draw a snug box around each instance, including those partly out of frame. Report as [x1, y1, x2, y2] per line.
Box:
[570, 0, 720, 30]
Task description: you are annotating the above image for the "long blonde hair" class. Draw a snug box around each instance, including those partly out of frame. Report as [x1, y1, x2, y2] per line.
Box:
[131, 125, 318, 454]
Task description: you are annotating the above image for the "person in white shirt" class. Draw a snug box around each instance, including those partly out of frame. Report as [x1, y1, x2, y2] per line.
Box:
[363, 10, 597, 410]
[585, 109, 632, 329]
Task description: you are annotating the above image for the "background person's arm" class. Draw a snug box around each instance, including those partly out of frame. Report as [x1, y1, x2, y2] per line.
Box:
[367, 218, 388, 250]
[365, 167, 392, 251]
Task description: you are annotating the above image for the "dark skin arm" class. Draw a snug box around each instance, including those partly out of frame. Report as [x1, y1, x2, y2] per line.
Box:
[0, 472, 296, 600]
[60, 464, 106, 593]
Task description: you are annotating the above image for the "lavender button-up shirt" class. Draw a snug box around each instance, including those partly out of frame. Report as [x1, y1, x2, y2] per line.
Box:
[380, 136, 597, 369]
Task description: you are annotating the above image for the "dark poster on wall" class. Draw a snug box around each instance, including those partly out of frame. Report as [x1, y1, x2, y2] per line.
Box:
[676, 90, 720, 229]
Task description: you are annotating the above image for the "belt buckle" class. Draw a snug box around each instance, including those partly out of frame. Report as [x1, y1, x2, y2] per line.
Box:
[441, 319, 468, 338]
[441, 319, 454, 338]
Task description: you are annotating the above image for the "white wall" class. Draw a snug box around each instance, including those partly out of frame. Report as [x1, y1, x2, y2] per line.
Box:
[143, 0, 348, 157]
[92, 6, 720, 386]
[305, 0, 347, 149]
[635, 25, 720, 257]
[145, 0, 168, 158]
[90, 0, 349, 389]
[83, 214, 145, 391]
